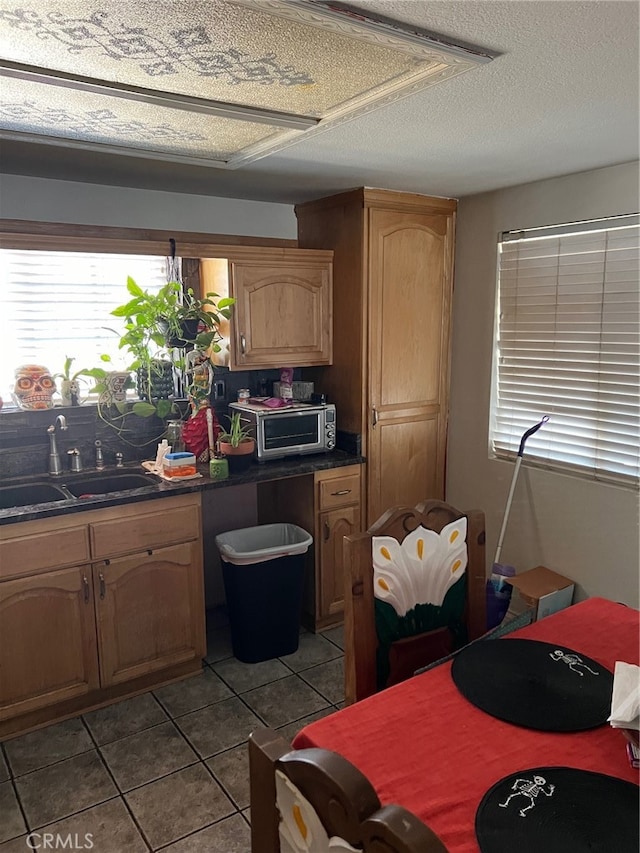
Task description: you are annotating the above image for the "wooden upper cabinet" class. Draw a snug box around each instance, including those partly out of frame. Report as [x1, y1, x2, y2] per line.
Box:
[201, 248, 333, 370]
[228, 253, 332, 369]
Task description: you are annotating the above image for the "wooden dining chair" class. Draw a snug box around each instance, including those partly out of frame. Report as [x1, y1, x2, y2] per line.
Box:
[343, 499, 487, 704]
[249, 727, 449, 853]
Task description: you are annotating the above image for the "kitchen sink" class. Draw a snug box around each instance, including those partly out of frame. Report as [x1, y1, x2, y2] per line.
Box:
[63, 472, 158, 498]
[0, 483, 71, 509]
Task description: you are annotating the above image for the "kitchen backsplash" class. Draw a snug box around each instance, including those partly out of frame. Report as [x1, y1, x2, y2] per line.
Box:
[0, 366, 347, 479]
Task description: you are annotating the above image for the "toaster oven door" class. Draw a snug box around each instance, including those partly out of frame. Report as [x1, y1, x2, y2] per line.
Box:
[260, 411, 322, 458]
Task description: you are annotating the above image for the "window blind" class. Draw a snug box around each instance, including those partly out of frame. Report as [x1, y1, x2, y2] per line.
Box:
[0, 250, 169, 405]
[490, 214, 640, 488]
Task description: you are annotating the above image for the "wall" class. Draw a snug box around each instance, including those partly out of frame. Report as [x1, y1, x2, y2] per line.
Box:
[448, 161, 640, 607]
[0, 174, 297, 238]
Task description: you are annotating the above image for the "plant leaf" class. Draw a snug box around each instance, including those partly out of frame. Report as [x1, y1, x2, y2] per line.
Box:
[127, 277, 144, 297]
[131, 401, 156, 417]
[155, 399, 173, 419]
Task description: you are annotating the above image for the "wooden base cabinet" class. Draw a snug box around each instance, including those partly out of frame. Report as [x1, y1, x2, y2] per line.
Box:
[95, 542, 205, 687]
[296, 189, 456, 526]
[0, 566, 99, 721]
[257, 465, 362, 631]
[0, 494, 205, 738]
[318, 504, 361, 623]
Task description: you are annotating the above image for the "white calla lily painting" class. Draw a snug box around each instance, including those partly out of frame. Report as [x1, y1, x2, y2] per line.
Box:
[373, 518, 468, 616]
[276, 770, 359, 853]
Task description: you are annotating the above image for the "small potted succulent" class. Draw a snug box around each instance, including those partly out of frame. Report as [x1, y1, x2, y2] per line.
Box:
[53, 356, 88, 406]
[218, 411, 255, 473]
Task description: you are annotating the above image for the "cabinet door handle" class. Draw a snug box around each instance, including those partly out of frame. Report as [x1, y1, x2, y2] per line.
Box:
[331, 489, 351, 496]
[99, 572, 106, 600]
[82, 574, 90, 603]
[240, 334, 246, 355]
[323, 520, 331, 541]
[372, 406, 378, 428]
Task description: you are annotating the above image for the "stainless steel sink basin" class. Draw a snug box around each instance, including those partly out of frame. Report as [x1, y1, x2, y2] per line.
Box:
[0, 483, 71, 509]
[63, 473, 158, 498]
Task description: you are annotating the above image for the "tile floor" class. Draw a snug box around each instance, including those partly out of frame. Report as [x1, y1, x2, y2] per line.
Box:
[0, 610, 345, 852]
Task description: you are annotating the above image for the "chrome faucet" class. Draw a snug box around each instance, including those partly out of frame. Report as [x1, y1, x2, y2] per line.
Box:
[47, 414, 68, 476]
[95, 440, 105, 470]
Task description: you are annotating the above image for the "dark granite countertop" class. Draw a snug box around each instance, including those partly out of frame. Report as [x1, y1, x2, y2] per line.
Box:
[0, 451, 365, 526]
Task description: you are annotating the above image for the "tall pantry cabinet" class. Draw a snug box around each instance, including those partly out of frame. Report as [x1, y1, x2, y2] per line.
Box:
[295, 188, 456, 526]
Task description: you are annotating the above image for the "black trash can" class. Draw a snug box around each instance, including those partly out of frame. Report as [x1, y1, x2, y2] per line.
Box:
[215, 523, 313, 663]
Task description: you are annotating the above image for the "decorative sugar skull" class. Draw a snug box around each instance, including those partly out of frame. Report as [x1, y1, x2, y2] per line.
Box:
[12, 364, 56, 409]
[99, 371, 131, 406]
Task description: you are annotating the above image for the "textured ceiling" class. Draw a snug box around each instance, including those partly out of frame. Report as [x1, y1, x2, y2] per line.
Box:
[0, 0, 638, 204]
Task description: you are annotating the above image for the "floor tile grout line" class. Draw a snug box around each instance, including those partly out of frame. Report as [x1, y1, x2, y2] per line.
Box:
[200, 754, 246, 813]
[0, 741, 11, 780]
[7, 773, 30, 837]
[90, 715, 208, 798]
[234, 672, 331, 727]
[26, 793, 122, 834]
[6, 741, 103, 783]
[152, 809, 243, 853]
[86, 716, 175, 749]
[296, 669, 344, 706]
[79, 715, 153, 852]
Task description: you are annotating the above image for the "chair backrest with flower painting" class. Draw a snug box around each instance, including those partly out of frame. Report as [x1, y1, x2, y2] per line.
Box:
[343, 500, 486, 704]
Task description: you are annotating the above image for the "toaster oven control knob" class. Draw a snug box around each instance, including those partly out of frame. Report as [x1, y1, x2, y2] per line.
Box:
[326, 437, 335, 449]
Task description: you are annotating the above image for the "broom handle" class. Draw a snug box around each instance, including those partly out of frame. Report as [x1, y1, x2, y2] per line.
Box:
[494, 416, 549, 566]
[494, 456, 522, 566]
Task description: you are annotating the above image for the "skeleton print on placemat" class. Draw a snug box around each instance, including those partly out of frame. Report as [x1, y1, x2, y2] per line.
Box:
[498, 774, 555, 818]
[476, 766, 639, 853]
[549, 649, 600, 676]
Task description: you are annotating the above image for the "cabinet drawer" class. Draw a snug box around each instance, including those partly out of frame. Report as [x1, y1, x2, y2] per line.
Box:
[91, 504, 200, 559]
[0, 526, 90, 580]
[318, 473, 360, 511]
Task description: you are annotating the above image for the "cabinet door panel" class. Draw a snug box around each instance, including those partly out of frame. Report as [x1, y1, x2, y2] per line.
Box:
[369, 209, 451, 408]
[319, 504, 361, 620]
[229, 260, 331, 368]
[368, 416, 440, 526]
[95, 542, 205, 686]
[0, 567, 99, 720]
[367, 207, 454, 526]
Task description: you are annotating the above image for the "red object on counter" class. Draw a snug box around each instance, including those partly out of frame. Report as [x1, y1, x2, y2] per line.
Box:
[182, 407, 219, 461]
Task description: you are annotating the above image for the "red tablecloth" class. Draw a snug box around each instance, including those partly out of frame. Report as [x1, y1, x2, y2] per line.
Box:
[293, 598, 640, 853]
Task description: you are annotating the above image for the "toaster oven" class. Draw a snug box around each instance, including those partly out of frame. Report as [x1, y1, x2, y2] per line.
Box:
[228, 402, 336, 461]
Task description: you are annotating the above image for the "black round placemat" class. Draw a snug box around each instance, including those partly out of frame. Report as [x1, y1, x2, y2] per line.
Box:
[451, 639, 613, 731]
[476, 766, 639, 853]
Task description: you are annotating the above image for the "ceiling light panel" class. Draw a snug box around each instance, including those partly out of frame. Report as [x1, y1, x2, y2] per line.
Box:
[0, 0, 494, 167]
[0, 76, 290, 162]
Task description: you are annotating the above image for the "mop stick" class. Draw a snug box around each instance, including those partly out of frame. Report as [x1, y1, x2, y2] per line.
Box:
[493, 415, 549, 567]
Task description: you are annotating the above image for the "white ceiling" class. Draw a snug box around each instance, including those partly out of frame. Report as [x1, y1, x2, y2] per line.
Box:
[1, 0, 638, 205]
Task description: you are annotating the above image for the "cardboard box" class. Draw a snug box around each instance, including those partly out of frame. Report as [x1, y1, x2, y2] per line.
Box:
[507, 566, 575, 621]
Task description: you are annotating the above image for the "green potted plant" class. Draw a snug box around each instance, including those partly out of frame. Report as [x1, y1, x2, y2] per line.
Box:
[106, 276, 234, 417]
[218, 411, 255, 473]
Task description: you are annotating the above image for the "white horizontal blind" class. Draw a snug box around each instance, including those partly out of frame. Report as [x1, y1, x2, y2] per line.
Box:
[491, 215, 640, 488]
[0, 250, 169, 405]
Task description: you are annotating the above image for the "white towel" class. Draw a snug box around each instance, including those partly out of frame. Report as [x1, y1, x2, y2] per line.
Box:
[608, 661, 640, 730]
